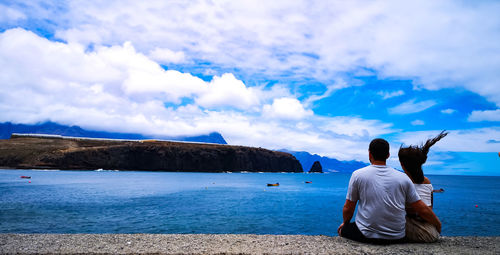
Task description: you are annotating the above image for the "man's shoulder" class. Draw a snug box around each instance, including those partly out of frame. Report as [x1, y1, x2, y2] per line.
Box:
[389, 168, 414, 185]
[351, 165, 376, 179]
[352, 165, 372, 174]
[390, 167, 410, 178]
[356, 165, 410, 181]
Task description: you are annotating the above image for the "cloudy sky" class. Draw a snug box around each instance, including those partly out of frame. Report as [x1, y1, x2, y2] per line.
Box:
[0, 0, 499, 175]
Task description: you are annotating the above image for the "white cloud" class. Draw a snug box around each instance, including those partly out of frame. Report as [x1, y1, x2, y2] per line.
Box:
[377, 90, 405, 99]
[149, 47, 187, 64]
[319, 117, 395, 138]
[468, 109, 500, 122]
[411, 119, 425, 126]
[0, 28, 397, 161]
[123, 67, 207, 103]
[0, 28, 254, 133]
[388, 99, 437, 114]
[1, 2, 499, 164]
[14, 0, 496, 107]
[262, 97, 312, 120]
[196, 73, 261, 110]
[214, 113, 396, 161]
[441, 108, 457, 114]
[0, 4, 26, 23]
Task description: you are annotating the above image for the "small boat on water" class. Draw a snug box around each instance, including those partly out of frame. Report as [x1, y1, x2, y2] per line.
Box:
[20, 176, 31, 179]
[305, 181, 312, 184]
[267, 183, 279, 187]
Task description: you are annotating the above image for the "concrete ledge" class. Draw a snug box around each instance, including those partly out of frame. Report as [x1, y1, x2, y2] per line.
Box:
[1, 234, 498, 254]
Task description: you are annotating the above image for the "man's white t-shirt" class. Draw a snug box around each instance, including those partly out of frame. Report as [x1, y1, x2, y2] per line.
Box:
[346, 164, 421, 239]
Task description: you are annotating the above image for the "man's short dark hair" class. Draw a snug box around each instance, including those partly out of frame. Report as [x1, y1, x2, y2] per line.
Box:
[369, 138, 389, 161]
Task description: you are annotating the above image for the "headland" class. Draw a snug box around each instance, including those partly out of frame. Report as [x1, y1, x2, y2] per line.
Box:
[0, 134, 302, 172]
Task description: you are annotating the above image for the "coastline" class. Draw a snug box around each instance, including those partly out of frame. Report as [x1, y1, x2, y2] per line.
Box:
[1, 234, 498, 254]
[0, 136, 303, 173]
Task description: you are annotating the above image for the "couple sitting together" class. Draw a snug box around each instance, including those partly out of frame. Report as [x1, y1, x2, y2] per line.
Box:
[338, 131, 447, 244]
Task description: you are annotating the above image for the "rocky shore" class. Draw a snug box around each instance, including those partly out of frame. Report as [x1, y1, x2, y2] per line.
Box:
[0, 135, 302, 172]
[0, 234, 498, 254]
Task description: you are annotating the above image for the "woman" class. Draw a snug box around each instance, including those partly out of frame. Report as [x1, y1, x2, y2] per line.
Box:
[398, 131, 448, 243]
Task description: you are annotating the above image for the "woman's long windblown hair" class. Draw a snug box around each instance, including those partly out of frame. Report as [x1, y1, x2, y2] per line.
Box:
[398, 131, 448, 184]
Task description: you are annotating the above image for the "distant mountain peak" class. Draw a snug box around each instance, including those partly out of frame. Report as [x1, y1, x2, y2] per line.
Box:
[280, 149, 368, 173]
[0, 122, 227, 145]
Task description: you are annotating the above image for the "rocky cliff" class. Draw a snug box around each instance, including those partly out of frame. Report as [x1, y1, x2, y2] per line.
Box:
[0, 135, 303, 172]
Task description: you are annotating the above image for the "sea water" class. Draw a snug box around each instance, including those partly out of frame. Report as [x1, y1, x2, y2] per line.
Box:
[0, 169, 498, 236]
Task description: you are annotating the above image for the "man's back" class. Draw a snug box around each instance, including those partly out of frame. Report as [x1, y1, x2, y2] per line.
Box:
[347, 164, 420, 239]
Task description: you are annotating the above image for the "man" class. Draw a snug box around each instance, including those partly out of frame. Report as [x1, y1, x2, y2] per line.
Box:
[338, 138, 441, 244]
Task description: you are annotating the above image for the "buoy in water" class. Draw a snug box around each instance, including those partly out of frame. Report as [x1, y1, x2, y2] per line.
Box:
[475, 205, 478, 208]
[28, 181, 31, 183]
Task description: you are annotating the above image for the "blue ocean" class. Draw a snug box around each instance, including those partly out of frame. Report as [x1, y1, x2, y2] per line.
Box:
[1, 169, 498, 236]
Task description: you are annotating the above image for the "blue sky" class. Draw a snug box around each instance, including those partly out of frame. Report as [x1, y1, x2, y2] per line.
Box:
[0, 0, 499, 175]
